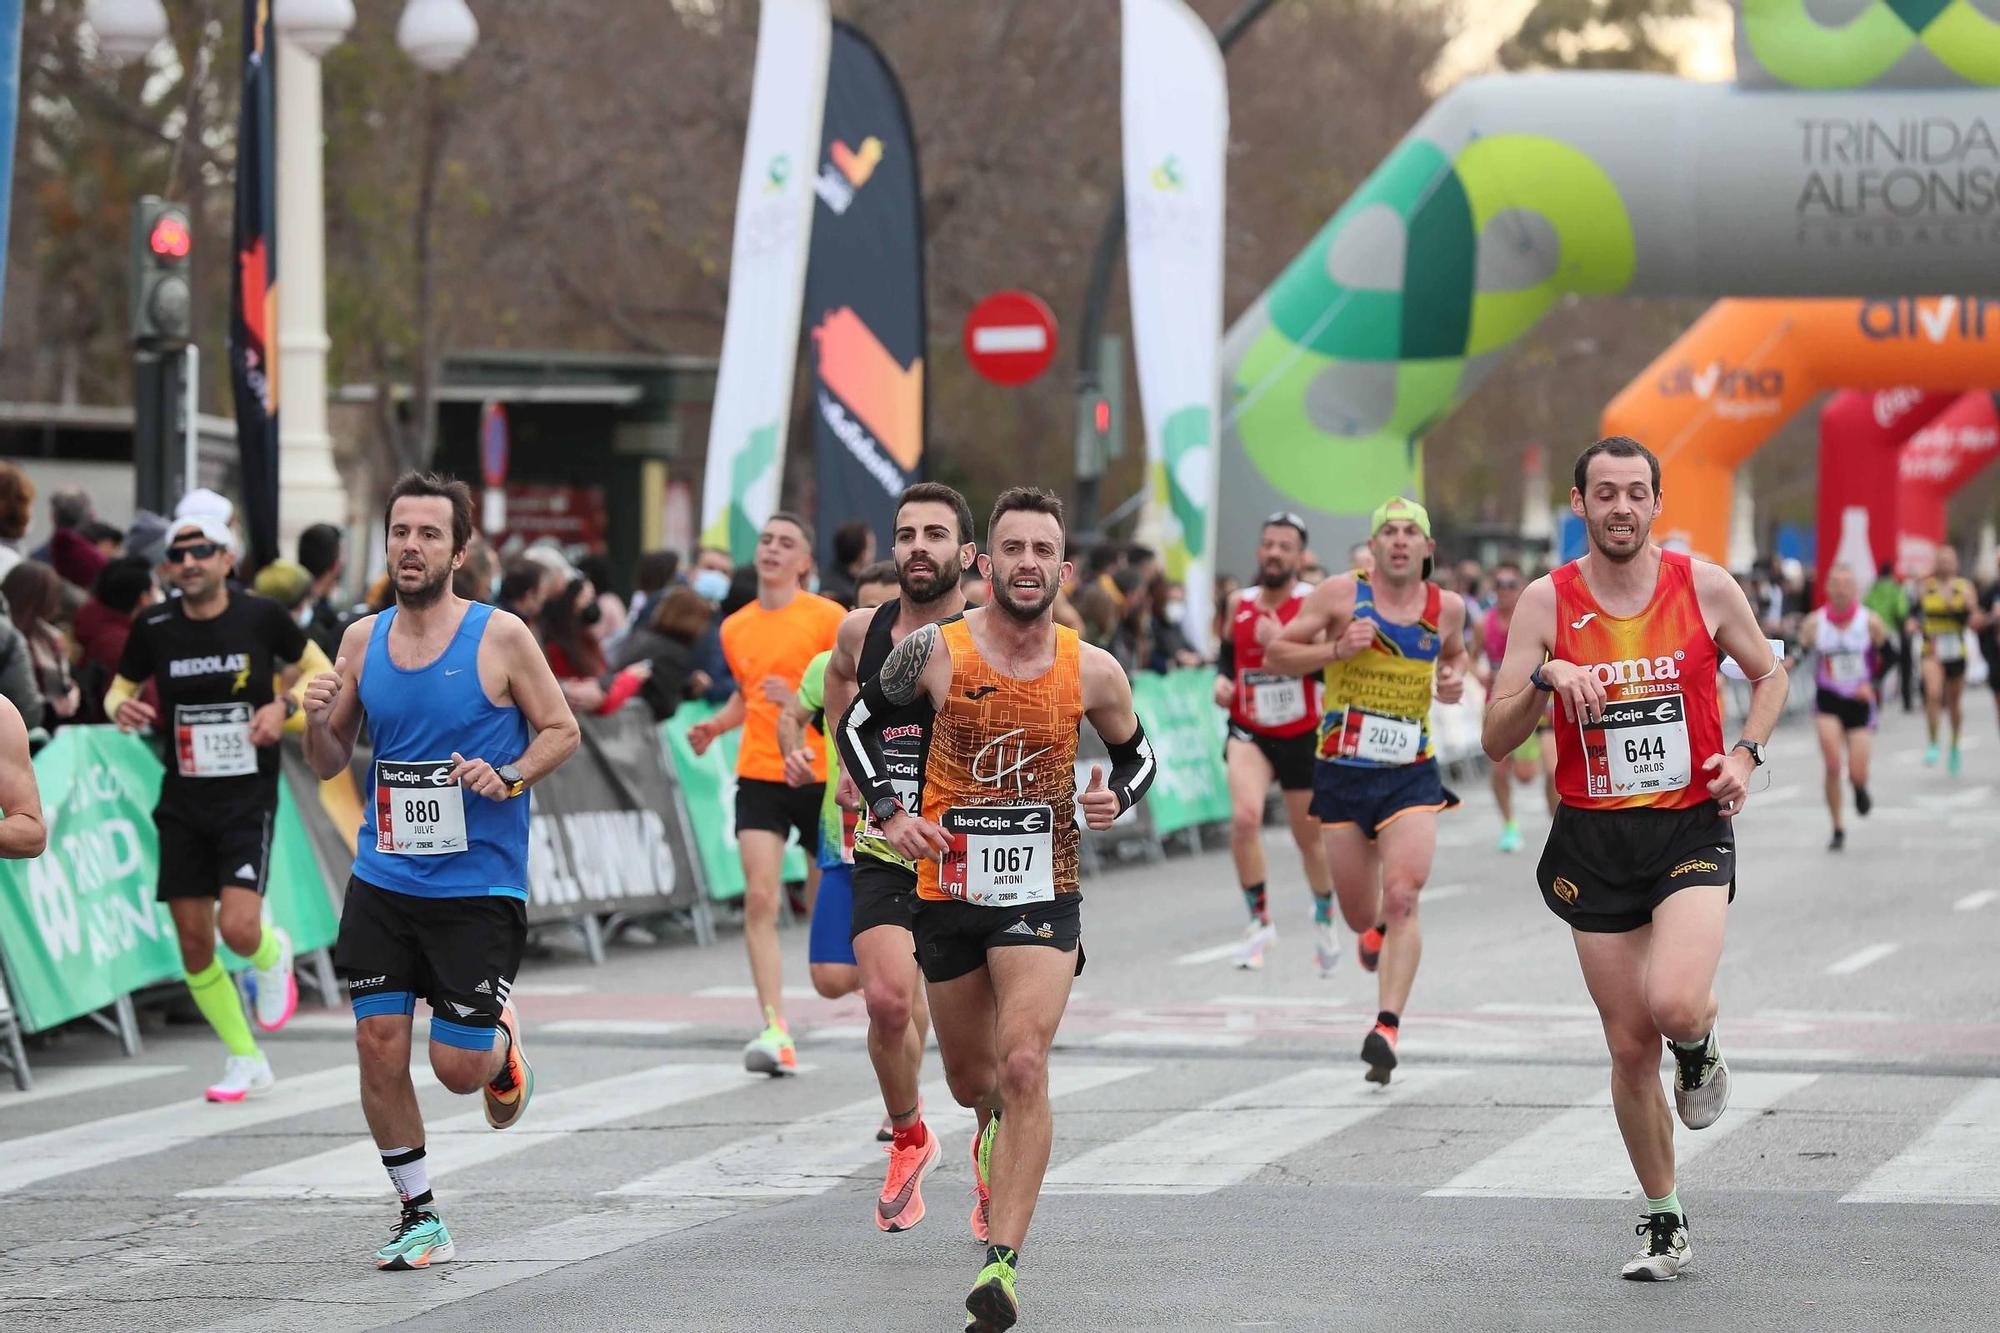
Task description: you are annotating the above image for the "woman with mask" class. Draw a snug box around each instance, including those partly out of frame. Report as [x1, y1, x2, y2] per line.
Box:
[542, 576, 646, 717]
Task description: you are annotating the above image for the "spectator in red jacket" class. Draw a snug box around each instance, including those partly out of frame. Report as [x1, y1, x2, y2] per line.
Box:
[73, 556, 159, 725]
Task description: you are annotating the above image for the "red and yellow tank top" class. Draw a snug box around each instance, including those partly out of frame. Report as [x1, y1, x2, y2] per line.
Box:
[1552, 550, 1724, 811]
[917, 616, 1086, 904]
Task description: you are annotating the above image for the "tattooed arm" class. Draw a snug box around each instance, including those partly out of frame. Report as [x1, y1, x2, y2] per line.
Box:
[835, 621, 953, 860]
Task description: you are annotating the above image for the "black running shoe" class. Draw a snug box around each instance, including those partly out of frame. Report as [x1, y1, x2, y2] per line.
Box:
[1361, 1025, 1398, 1085]
[1828, 828, 1845, 852]
[1853, 784, 1871, 817]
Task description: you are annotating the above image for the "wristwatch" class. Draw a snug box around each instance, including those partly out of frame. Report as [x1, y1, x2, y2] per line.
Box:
[1732, 740, 1764, 767]
[282, 694, 300, 718]
[870, 796, 904, 824]
[496, 764, 528, 798]
[1529, 662, 1555, 693]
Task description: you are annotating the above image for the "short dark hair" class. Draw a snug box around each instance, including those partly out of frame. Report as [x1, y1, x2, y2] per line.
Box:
[385, 472, 474, 553]
[833, 520, 872, 566]
[81, 520, 123, 546]
[988, 487, 1066, 550]
[1574, 436, 1660, 496]
[1084, 542, 1122, 578]
[649, 584, 713, 643]
[635, 549, 679, 593]
[897, 482, 977, 547]
[497, 558, 544, 606]
[298, 522, 343, 578]
[856, 559, 898, 589]
[765, 510, 814, 550]
[93, 555, 156, 614]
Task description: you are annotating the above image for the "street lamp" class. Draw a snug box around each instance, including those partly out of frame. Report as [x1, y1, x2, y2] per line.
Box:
[397, 0, 479, 74]
[83, 0, 169, 66]
[272, 0, 356, 58]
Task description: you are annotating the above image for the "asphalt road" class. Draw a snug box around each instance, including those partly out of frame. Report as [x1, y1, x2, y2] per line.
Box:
[2, 702, 1997, 1331]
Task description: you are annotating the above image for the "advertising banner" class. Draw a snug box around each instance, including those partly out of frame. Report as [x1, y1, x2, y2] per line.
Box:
[1121, 0, 1226, 652]
[1129, 668, 1230, 836]
[230, 0, 280, 572]
[699, 0, 832, 561]
[659, 703, 809, 900]
[804, 22, 926, 570]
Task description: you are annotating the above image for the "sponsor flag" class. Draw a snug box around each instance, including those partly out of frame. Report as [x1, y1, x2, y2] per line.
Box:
[0, 2, 21, 337]
[804, 22, 926, 571]
[1121, 0, 1226, 650]
[700, 0, 831, 562]
[229, 0, 279, 572]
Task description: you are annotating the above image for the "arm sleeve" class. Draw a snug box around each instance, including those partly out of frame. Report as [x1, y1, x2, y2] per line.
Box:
[1215, 635, 1235, 680]
[116, 615, 153, 683]
[834, 672, 902, 813]
[1102, 717, 1157, 816]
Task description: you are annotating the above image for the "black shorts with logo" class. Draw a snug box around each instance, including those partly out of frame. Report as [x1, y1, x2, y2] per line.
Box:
[154, 782, 278, 901]
[914, 893, 1085, 984]
[1815, 687, 1873, 732]
[735, 777, 824, 858]
[850, 855, 920, 939]
[1538, 801, 1736, 934]
[335, 875, 526, 1032]
[1226, 724, 1317, 792]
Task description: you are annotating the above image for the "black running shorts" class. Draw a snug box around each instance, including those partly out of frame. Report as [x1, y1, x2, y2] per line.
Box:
[1538, 802, 1736, 934]
[914, 894, 1084, 984]
[335, 876, 525, 1035]
[734, 777, 824, 857]
[1226, 725, 1317, 792]
[154, 791, 276, 901]
[850, 855, 920, 939]
[1814, 687, 1873, 732]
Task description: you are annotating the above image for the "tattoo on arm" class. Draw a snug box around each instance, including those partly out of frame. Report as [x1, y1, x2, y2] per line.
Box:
[879, 623, 936, 707]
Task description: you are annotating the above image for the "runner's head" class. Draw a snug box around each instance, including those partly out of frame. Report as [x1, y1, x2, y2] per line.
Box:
[893, 482, 976, 606]
[1492, 559, 1524, 612]
[1571, 436, 1660, 565]
[856, 560, 899, 609]
[1347, 541, 1374, 576]
[1824, 561, 1858, 610]
[984, 487, 1069, 624]
[384, 472, 472, 610]
[165, 516, 235, 602]
[1257, 512, 1308, 590]
[1366, 497, 1433, 587]
[1935, 544, 1960, 579]
[754, 512, 814, 595]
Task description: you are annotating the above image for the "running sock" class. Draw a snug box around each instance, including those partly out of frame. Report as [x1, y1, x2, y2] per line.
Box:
[1375, 1011, 1401, 1043]
[985, 1245, 1019, 1270]
[1646, 1189, 1682, 1220]
[1671, 1031, 1712, 1058]
[1242, 882, 1269, 925]
[246, 929, 283, 971]
[381, 1146, 434, 1210]
[186, 959, 258, 1058]
[891, 1119, 930, 1153]
[1312, 894, 1333, 927]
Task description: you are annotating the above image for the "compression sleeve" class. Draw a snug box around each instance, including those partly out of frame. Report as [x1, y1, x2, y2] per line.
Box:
[1102, 717, 1157, 816]
[1216, 636, 1235, 681]
[834, 673, 902, 813]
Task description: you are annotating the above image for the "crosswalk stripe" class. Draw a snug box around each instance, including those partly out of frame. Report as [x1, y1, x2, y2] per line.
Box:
[0, 1066, 359, 1194]
[1426, 1071, 1821, 1199]
[538, 1020, 694, 1038]
[1841, 1079, 2000, 1205]
[1825, 942, 1900, 976]
[1954, 889, 2000, 912]
[1043, 1068, 1464, 1196]
[1174, 941, 1244, 966]
[0, 1063, 185, 1114]
[609, 1062, 1145, 1200]
[180, 1063, 748, 1200]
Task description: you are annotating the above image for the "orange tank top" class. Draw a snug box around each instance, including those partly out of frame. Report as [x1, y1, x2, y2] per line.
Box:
[917, 615, 1086, 903]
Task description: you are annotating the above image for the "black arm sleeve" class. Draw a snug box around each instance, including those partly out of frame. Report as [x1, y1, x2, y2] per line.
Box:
[834, 673, 902, 813]
[1102, 717, 1157, 816]
[1215, 636, 1235, 681]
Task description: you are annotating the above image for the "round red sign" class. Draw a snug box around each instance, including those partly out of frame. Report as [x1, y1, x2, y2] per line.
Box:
[963, 290, 1059, 387]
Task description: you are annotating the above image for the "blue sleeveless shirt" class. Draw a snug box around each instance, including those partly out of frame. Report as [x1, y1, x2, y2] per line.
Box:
[353, 603, 532, 899]
[1316, 576, 1444, 768]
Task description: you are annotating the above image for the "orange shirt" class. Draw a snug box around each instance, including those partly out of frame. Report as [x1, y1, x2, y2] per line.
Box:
[719, 591, 845, 782]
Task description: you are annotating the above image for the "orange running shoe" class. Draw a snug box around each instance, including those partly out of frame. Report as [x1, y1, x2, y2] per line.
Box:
[1357, 925, 1385, 973]
[876, 1125, 942, 1232]
[483, 1003, 533, 1129]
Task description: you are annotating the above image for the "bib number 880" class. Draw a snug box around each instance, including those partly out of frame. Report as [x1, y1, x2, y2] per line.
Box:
[403, 797, 444, 825]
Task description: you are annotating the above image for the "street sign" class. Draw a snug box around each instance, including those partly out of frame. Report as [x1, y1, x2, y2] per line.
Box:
[479, 401, 510, 536]
[963, 290, 1058, 387]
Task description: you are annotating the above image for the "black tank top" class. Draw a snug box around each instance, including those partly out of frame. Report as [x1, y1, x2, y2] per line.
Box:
[852, 600, 941, 868]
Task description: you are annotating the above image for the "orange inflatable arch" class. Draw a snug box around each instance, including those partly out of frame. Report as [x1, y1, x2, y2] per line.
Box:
[1599, 298, 2000, 563]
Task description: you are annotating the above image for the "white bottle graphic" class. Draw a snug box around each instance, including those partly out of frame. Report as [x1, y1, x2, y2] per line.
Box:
[1834, 506, 1875, 580]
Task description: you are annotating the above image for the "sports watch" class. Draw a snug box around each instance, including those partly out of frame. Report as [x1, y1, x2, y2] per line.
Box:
[1529, 662, 1555, 693]
[871, 796, 904, 824]
[497, 764, 528, 798]
[1732, 740, 1764, 767]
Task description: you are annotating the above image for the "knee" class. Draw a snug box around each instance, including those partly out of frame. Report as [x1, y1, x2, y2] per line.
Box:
[741, 883, 779, 925]
[945, 1060, 995, 1111]
[430, 1047, 491, 1095]
[1649, 994, 1711, 1044]
[354, 1024, 406, 1074]
[218, 920, 262, 960]
[862, 982, 912, 1034]
[997, 1045, 1048, 1105]
[1605, 1027, 1661, 1079]
[178, 934, 216, 973]
[1230, 804, 1263, 844]
[1337, 895, 1376, 933]
[1382, 884, 1421, 926]
[809, 964, 857, 1000]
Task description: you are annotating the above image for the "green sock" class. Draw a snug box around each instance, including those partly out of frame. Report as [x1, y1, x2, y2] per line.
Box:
[1312, 894, 1333, 926]
[246, 929, 282, 971]
[1646, 1189, 1682, 1219]
[187, 960, 259, 1058]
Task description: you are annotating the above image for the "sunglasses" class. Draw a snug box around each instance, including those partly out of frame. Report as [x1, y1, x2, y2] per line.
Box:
[1494, 578, 1521, 590]
[166, 542, 221, 563]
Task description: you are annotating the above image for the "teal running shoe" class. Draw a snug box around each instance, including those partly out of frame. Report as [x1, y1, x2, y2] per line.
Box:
[373, 1207, 455, 1271]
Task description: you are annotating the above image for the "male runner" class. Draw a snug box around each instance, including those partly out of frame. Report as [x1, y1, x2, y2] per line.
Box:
[820, 484, 978, 1235]
[0, 695, 46, 858]
[687, 512, 845, 1074]
[1477, 560, 1557, 853]
[1266, 497, 1466, 1084]
[838, 487, 1154, 1332]
[302, 472, 579, 1271]
[1211, 512, 1335, 971]
[1798, 563, 1886, 851]
[109, 514, 317, 1101]
[1485, 436, 1784, 1281]
[1910, 546, 1983, 772]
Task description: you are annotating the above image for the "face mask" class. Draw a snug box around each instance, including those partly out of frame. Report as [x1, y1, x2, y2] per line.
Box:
[1163, 601, 1186, 625]
[579, 601, 603, 626]
[807, 573, 821, 594]
[693, 569, 729, 603]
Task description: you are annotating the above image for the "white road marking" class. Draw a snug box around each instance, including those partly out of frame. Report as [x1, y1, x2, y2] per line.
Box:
[1753, 1008, 1904, 1024]
[536, 1020, 693, 1038]
[1044, 1068, 1464, 1195]
[1205, 995, 1348, 1008]
[1842, 1080, 2000, 1205]
[1756, 784, 1803, 805]
[181, 1063, 746, 1200]
[1424, 884, 1469, 902]
[802, 1023, 870, 1042]
[1175, 941, 1247, 966]
[1824, 942, 1901, 976]
[1953, 889, 1999, 912]
[1936, 785, 1993, 809]
[1428, 1071, 1821, 1199]
[1473, 1003, 1599, 1018]
[510, 983, 591, 997]
[1089, 1030, 1254, 1050]
[0, 1063, 184, 1113]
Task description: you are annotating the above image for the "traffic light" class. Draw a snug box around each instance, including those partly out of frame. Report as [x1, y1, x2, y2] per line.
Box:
[130, 195, 193, 348]
[1073, 335, 1125, 479]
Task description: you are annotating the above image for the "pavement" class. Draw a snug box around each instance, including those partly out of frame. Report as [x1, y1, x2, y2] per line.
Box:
[2, 700, 1997, 1331]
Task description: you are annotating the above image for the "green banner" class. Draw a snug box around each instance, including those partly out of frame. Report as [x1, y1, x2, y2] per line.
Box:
[659, 702, 808, 901]
[1130, 667, 1231, 836]
[0, 727, 339, 1034]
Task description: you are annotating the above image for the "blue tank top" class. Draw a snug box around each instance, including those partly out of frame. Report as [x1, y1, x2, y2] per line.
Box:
[353, 603, 532, 899]
[1316, 576, 1444, 768]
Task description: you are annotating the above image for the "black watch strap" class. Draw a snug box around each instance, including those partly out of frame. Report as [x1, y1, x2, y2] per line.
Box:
[1733, 739, 1764, 766]
[871, 796, 903, 823]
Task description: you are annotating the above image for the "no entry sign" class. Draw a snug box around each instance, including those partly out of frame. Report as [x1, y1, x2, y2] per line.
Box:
[963, 290, 1059, 387]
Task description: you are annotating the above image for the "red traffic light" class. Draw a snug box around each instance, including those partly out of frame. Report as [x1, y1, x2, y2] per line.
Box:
[148, 214, 191, 260]
[1093, 398, 1111, 434]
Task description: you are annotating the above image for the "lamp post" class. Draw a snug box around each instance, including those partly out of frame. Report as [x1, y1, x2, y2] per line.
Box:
[83, 0, 168, 66]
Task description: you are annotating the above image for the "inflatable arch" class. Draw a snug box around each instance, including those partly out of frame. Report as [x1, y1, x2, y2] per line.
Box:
[1895, 390, 2000, 572]
[1815, 387, 1957, 591]
[1218, 0, 2000, 558]
[1599, 296, 2000, 560]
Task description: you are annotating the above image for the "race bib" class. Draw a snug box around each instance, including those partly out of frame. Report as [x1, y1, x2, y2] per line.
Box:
[1581, 694, 1691, 797]
[374, 758, 469, 856]
[938, 804, 1055, 907]
[1338, 708, 1421, 765]
[175, 703, 256, 778]
[1823, 649, 1868, 688]
[1242, 671, 1307, 727]
[1933, 633, 1965, 663]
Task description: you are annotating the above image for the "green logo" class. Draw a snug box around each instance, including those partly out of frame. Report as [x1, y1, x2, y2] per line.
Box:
[1150, 155, 1184, 191]
[764, 153, 792, 191]
[1742, 0, 2000, 88]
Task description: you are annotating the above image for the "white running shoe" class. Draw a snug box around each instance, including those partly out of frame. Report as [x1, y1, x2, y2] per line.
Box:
[1313, 921, 1340, 977]
[1232, 921, 1276, 970]
[1671, 1032, 1730, 1130]
[205, 1053, 274, 1103]
[248, 925, 297, 1033]
[1620, 1212, 1692, 1281]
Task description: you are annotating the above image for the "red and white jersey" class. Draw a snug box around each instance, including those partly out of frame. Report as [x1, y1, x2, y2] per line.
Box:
[1225, 583, 1320, 739]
